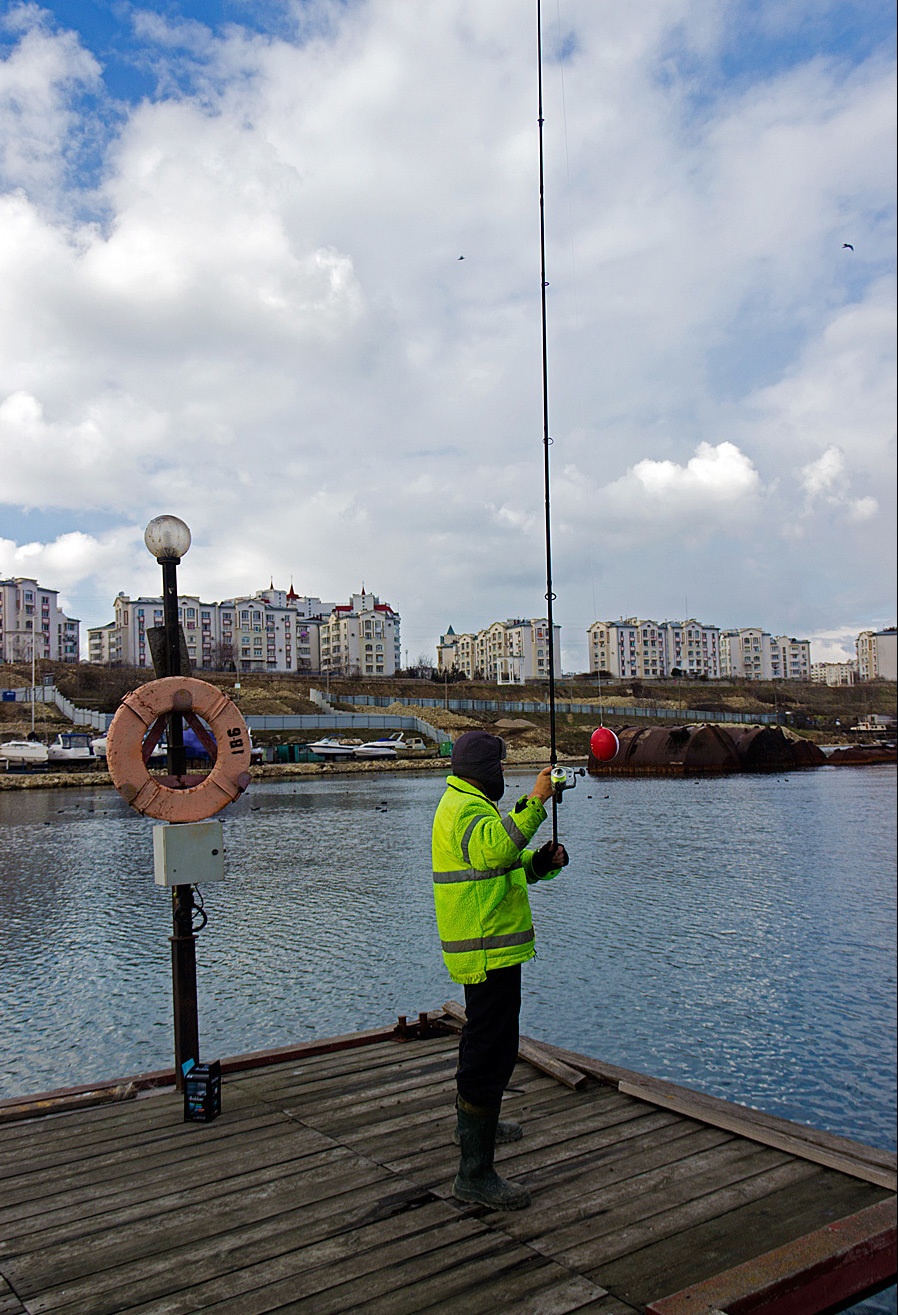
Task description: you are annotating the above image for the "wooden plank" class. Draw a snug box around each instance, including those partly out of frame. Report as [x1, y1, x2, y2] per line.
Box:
[123, 1212, 497, 1315]
[0, 1072, 175, 1119]
[408, 1264, 611, 1315]
[397, 1113, 718, 1203]
[534, 1039, 896, 1182]
[645, 1198, 897, 1315]
[0, 1110, 280, 1189]
[0, 1021, 452, 1127]
[6, 1154, 396, 1300]
[600, 1167, 894, 1309]
[118, 1201, 479, 1315]
[231, 1033, 455, 1096]
[317, 1242, 555, 1315]
[500, 1131, 773, 1248]
[323, 1072, 574, 1154]
[1, 1023, 893, 1315]
[618, 1078, 897, 1190]
[0, 1140, 366, 1255]
[0, 1117, 329, 1217]
[219, 1022, 419, 1074]
[341, 1077, 632, 1151]
[541, 1152, 814, 1272]
[443, 1000, 589, 1090]
[379, 1104, 686, 1182]
[0, 1276, 26, 1315]
[0, 1084, 141, 1125]
[93, 1181, 460, 1315]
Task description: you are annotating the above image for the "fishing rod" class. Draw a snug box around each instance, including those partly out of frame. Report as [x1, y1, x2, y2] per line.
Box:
[536, 3, 604, 841]
[536, 0, 564, 843]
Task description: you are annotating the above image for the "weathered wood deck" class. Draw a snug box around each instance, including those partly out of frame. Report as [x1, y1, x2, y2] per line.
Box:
[0, 1013, 894, 1315]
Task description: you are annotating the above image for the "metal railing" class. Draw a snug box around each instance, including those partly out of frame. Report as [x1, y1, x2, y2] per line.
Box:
[319, 690, 778, 726]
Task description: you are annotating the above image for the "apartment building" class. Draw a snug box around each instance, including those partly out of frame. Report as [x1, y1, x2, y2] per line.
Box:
[91, 584, 338, 673]
[437, 618, 561, 683]
[0, 577, 80, 664]
[810, 662, 858, 687]
[587, 618, 720, 679]
[856, 628, 898, 682]
[319, 591, 401, 677]
[720, 629, 811, 681]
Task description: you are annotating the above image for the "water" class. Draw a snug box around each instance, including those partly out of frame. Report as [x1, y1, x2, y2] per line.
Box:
[1, 765, 895, 1310]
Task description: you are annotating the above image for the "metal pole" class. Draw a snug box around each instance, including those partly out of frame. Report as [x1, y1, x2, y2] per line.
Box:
[160, 555, 199, 1086]
[161, 559, 186, 777]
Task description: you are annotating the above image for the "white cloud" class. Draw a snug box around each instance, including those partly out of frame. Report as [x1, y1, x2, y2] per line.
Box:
[800, 445, 846, 499]
[0, 1, 894, 668]
[587, 442, 764, 541]
[0, 7, 101, 205]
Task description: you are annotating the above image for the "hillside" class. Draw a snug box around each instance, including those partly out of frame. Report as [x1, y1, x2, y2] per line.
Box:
[1, 663, 894, 752]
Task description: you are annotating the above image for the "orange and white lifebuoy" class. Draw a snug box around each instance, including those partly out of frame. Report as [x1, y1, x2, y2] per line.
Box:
[107, 677, 252, 822]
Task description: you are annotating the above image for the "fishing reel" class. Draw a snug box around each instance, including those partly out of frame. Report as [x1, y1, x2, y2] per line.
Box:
[550, 765, 585, 804]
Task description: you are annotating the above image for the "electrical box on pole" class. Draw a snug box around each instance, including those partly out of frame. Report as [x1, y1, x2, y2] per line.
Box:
[153, 821, 225, 887]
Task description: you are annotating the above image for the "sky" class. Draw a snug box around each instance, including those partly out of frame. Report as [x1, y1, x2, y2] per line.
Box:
[0, 0, 894, 670]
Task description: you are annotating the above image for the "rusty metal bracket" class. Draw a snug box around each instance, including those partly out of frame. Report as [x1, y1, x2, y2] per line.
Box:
[393, 1011, 443, 1042]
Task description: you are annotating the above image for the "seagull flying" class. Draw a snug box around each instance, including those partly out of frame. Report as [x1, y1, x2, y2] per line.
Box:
[843, 243, 854, 250]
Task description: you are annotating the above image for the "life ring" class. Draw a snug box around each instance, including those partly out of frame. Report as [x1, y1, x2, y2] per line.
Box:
[107, 677, 252, 822]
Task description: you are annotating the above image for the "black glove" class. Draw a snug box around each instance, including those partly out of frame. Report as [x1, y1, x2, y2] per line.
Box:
[532, 841, 569, 878]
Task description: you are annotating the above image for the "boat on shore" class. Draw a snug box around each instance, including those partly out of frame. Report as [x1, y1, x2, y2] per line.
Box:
[47, 732, 96, 763]
[307, 737, 359, 760]
[0, 739, 49, 767]
[352, 734, 401, 759]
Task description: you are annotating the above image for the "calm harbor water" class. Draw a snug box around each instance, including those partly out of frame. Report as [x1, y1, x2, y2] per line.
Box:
[1, 763, 895, 1308]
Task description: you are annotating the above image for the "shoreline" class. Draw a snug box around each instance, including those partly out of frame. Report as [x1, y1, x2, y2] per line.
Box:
[0, 748, 564, 792]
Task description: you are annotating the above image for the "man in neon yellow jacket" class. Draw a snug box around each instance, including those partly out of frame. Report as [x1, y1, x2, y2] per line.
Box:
[432, 730, 568, 1210]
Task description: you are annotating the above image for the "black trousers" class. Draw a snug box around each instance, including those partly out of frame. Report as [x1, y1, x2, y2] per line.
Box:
[457, 963, 522, 1109]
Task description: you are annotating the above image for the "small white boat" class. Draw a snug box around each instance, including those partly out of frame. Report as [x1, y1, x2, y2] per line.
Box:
[308, 737, 359, 760]
[47, 732, 96, 763]
[353, 735, 400, 759]
[0, 739, 49, 766]
[353, 731, 428, 757]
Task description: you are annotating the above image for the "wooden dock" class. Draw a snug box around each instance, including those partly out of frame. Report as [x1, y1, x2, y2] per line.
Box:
[0, 1010, 894, 1314]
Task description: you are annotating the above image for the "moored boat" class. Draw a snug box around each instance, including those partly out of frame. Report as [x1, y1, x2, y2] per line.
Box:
[0, 739, 49, 766]
[352, 735, 400, 759]
[47, 732, 95, 763]
[307, 737, 359, 760]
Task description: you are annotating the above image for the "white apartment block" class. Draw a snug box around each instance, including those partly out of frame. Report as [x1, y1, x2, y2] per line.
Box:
[437, 618, 561, 683]
[856, 628, 898, 681]
[91, 584, 339, 673]
[587, 618, 720, 679]
[720, 629, 811, 681]
[87, 621, 118, 665]
[810, 662, 858, 687]
[0, 577, 80, 664]
[319, 591, 401, 677]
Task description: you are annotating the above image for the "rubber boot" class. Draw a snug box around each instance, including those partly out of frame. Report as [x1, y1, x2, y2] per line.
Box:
[452, 1117, 522, 1146]
[453, 1099, 531, 1210]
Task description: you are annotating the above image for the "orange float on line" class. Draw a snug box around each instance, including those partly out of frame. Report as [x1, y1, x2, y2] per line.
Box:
[107, 677, 252, 822]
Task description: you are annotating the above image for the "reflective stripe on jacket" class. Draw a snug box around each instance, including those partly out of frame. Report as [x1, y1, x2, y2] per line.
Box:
[432, 774, 555, 985]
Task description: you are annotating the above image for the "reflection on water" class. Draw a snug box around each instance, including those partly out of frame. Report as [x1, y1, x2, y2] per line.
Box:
[2, 765, 895, 1309]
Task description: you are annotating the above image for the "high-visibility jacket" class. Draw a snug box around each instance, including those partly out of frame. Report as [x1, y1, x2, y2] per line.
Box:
[432, 775, 559, 985]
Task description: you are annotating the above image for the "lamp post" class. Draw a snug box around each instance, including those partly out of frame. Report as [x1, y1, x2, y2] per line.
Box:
[144, 514, 199, 1085]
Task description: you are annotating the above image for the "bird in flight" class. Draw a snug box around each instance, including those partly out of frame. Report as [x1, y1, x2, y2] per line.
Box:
[843, 243, 854, 250]
[458, 255, 464, 260]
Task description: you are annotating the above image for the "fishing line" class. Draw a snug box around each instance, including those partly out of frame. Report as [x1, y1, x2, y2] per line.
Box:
[536, 0, 559, 842]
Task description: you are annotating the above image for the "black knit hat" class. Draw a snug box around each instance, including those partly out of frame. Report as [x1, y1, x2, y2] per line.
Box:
[451, 731, 507, 799]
